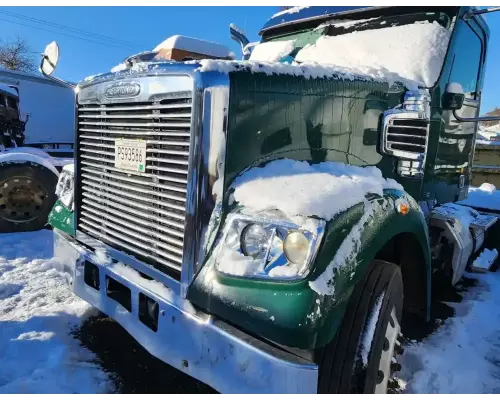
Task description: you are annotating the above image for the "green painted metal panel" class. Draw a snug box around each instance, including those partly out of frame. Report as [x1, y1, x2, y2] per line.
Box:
[48, 200, 74, 236]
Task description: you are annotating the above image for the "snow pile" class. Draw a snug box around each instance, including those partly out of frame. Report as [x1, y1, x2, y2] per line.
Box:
[472, 248, 498, 272]
[216, 247, 263, 277]
[231, 159, 402, 221]
[458, 183, 500, 211]
[268, 6, 310, 20]
[477, 123, 500, 143]
[399, 271, 500, 393]
[249, 40, 296, 63]
[0, 230, 111, 393]
[295, 21, 451, 88]
[153, 35, 234, 59]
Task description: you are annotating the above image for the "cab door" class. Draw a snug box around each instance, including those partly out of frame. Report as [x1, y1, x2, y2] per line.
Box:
[432, 16, 487, 204]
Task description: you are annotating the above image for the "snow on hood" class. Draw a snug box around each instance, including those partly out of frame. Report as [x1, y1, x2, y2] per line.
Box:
[295, 21, 451, 88]
[231, 159, 403, 221]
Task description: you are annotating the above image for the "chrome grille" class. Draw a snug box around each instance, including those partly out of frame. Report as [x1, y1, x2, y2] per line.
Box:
[76, 95, 192, 276]
[385, 119, 429, 155]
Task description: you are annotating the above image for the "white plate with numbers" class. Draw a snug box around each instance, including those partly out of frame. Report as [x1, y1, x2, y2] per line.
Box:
[115, 139, 146, 173]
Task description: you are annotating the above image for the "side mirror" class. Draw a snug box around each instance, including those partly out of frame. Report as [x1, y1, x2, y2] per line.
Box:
[443, 82, 465, 111]
[445, 82, 500, 124]
[40, 41, 60, 77]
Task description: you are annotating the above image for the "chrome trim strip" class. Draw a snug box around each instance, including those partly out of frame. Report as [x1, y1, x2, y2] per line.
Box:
[180, 79, 230, 298]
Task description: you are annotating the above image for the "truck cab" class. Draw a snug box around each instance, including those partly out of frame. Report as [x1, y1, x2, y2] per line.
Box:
[47, 6, 500, 394]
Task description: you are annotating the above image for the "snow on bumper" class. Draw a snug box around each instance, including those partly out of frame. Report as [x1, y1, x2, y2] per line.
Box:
[53, 229, 318, 394]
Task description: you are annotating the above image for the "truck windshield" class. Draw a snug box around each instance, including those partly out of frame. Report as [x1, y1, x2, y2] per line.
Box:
[322, 11, 452, 37]
[258, 10, 454, 88]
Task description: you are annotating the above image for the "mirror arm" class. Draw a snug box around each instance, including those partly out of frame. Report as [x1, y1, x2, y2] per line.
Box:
[453, 109, 500, 123]
[464, 6, 500, 19]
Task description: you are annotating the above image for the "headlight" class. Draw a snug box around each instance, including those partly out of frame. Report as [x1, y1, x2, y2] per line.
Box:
[55, 164, 74, 210]
[215, 214, 325, 280]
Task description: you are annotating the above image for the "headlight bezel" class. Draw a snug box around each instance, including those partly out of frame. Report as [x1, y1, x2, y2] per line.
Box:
[55, 166, 75, 211]
[215, 212, 325, 281]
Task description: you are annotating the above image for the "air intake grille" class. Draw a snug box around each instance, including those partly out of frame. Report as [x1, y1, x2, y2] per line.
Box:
[76, 95, 192, 277]
[385, 119, 429, 155]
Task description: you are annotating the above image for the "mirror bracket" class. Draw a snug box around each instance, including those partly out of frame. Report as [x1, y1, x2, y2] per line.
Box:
[453, 110, 500, 124]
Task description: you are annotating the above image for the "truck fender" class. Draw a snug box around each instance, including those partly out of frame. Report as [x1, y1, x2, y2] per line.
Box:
[0, 150, 60, 177]
[309, 189, 431, 347]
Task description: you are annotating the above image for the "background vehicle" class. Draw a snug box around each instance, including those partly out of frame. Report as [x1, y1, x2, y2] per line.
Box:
[46, 6, 500, 394]
[0, 68, 75, 232]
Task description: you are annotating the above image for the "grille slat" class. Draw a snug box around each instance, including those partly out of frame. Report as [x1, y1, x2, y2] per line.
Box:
[81, 103, 191, 112]
[80, 223, 182, 271]
[81, 160, 188, 184]
[81, 215, 184, 259]
[77, 95, 192, 276]
[82, 174, 187, 204]
[82, 195, 185, 231]
[79, 120, 190, 128]
[80, 128, 191, 137]
[81, 167, 187, 193]
[81, 203, 184, 239]
[385, 118, 429, 155]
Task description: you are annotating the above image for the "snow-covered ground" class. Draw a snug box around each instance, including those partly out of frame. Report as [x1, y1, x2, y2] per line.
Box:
[1, 228, 500, 393]
[0, 230, 112, 394]
[400, 271, 500, 393]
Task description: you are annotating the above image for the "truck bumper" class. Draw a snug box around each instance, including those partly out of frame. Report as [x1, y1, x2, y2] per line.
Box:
[53, 229, 318, 393]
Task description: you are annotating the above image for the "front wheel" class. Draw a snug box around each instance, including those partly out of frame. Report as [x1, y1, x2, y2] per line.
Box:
[0, 162, 58, 233]
[316, 260, 404, 393]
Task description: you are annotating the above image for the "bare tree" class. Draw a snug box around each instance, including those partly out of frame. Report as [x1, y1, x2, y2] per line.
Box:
[0, 37, 36, 73]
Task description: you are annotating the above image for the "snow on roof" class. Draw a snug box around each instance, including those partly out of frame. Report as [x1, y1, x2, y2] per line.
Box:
[153, 35, 234, 59]
[249, 40, 296, 63]
[231, 159, 403, 221]
[0, 83, 18, 97]
[295, 21, 451, 88]
[269, 6, 310, 20]
[458, 183, 500, 211]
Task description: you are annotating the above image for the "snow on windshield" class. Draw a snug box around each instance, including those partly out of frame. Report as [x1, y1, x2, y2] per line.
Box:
[296, 21, 451, 88]
[269, 6, 310, 20]
[249, 40, 296, 63]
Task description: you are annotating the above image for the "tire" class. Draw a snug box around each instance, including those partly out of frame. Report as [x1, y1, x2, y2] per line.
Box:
[0, 162, 58, 233]
[316, 260, 404, 394]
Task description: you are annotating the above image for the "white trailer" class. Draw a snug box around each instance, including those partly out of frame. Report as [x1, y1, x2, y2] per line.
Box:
[0, 67, 75, 232]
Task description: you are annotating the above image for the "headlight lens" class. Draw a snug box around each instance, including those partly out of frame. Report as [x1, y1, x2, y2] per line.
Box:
[241, 224, 273, 258]
[215, 214, 324, 280]
[283, 231, 309, 264]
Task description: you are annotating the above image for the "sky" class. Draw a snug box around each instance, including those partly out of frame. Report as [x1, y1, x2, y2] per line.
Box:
[1, 6, 499, 113]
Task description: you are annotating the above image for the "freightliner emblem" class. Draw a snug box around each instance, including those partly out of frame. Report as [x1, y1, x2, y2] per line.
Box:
[105, 82, 141, 98]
